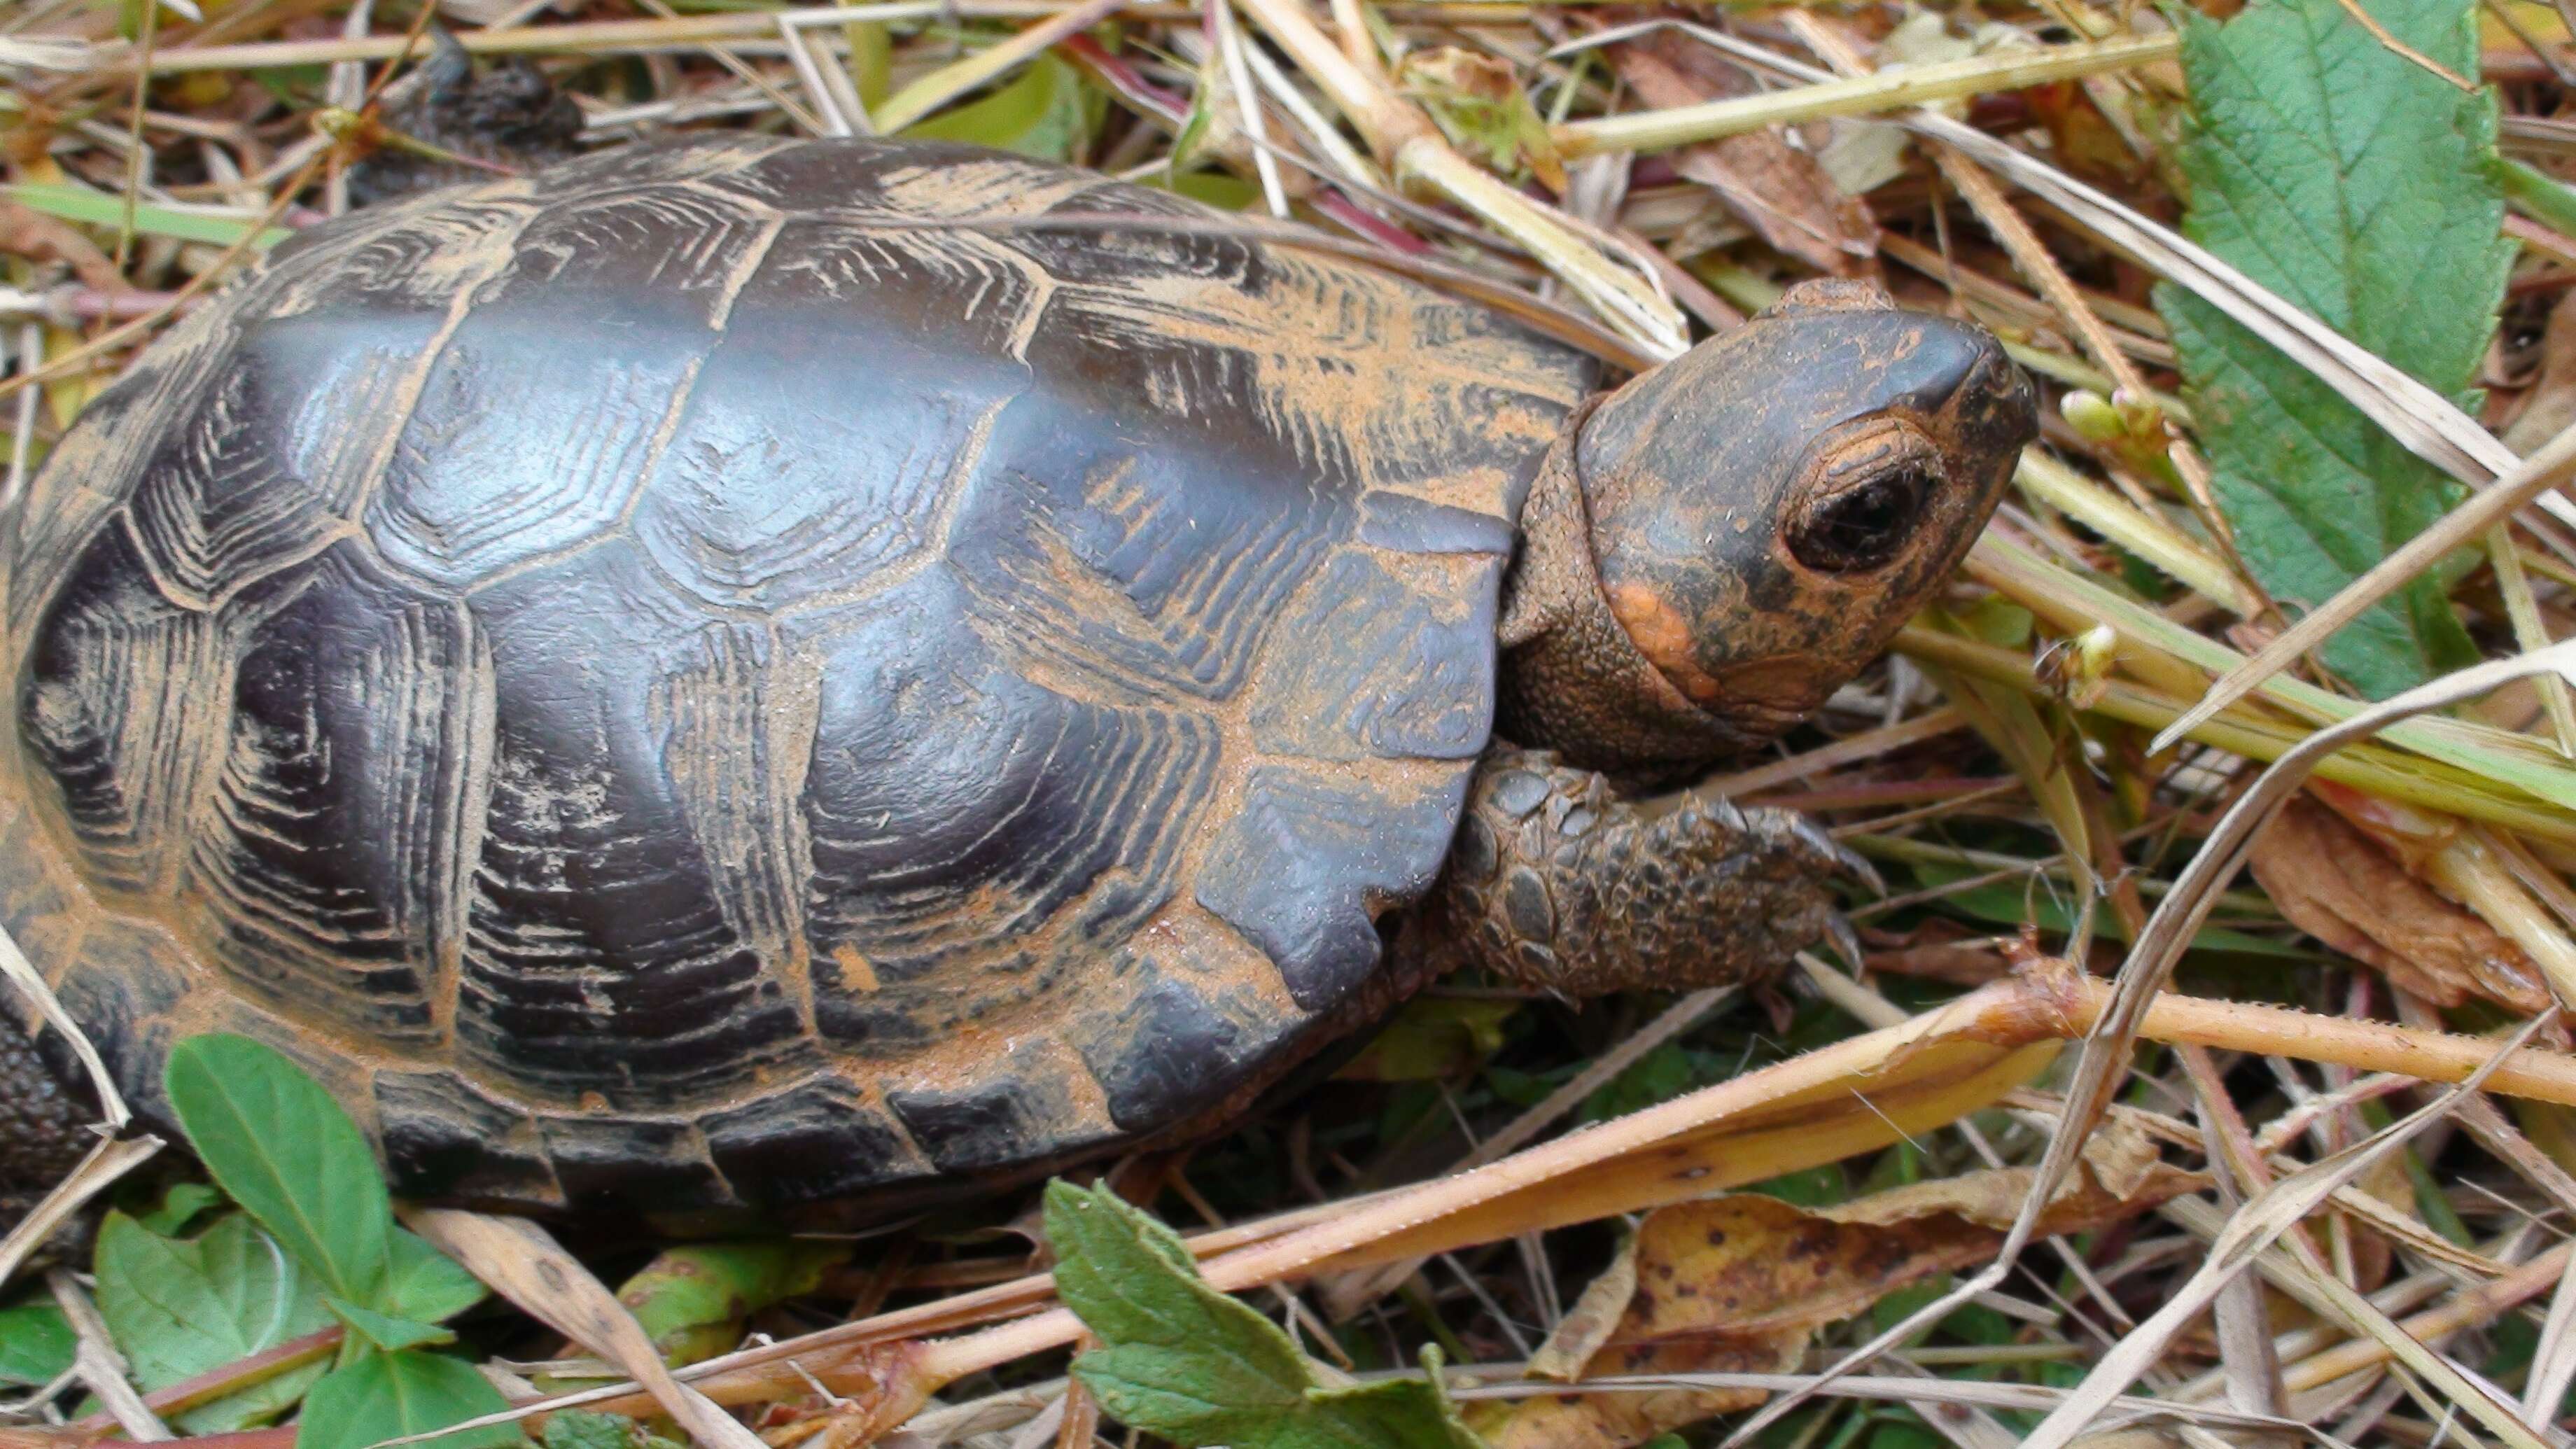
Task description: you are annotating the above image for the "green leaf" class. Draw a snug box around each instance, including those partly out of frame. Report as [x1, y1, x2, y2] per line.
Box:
[90, 1211, 335, 1432]
[1336, 997, 1521, 1082]
[163, 1035, 392, 1308]
[0, 1301, 75, 1388]
[541, 1412, 638, 1449]
[298, 1350, 520, 1449]
[3, 182, 291, 249]
[2155, 0, 2508, 697]
[132, 1182, 224, 1238]
[1045, 1182, 1485, 1449]
[326, 1298, 455, 1354]
[540, 1410, 687, 1449]
[384, 1228, 488, 1326]
[613, 1241, 846, 1365]
[900, 55, 1091, 161]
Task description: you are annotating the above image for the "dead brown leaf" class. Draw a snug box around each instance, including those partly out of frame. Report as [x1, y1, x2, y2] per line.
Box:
[1466, 1122, 2198, 1449]
[0, 199, 127, 296]
[2250, 794, 2551, 1012]
[1595, 18, 1879, 274]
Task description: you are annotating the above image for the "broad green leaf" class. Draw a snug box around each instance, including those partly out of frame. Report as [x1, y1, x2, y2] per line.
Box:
[298, 1350, 520, 1449]
[90, 1211, 334, 1432]
[0, 1301, 74, 1387]
[164, 1035, 391, 1308]
[613, 1241, 846, 1365]
[900, 55, 1091, 161]
[1045, 1182, 1485, 1449]
[326, 1298, 455, 1354]
[3, 182, 290, 249]
[384, 1228, 488, 1326]
[2157, 0, 2508, 696]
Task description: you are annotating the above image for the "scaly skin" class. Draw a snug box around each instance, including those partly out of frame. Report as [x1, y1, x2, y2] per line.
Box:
[0, 1022, 93, 1240]
[1428, 749, 1869, 997]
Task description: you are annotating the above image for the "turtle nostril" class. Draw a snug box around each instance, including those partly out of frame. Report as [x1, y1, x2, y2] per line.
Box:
[1790, 465, 1933, 574]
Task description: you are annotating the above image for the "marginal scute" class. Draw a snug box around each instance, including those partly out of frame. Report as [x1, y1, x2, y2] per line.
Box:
[375, 1069, 565, 1209]
[699, 1075, 930, 1203]
[538, 1112, 728, 1213]
[1074, 969, 1250, 1132]
[885, 1041, 1112, 1173]
[1355, 490, 1518, 556]
[1195, 764, 1469, 1011]
[42, 916, 192, 1126]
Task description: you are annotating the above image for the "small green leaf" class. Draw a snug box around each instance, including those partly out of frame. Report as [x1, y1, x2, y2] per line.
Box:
[614, 1241, 846, 1365]
[132, 1182, 224, 1238]
[0, 1300, 75, 1388]
[2156, 0, 2507, 696]
[541, 1410, 687, 1449]
[541, 1412, 636, 1449]
[326, 1298, 456, 1354]
[384, 1228, 488, 1326]
[298, 1350, 520, 1449]
[1337, 998, 1520, 1082]
[91, 1211, 335, 1432]
[1046, 1182, 1485, 1449]
[164, 1035, 392, 1308]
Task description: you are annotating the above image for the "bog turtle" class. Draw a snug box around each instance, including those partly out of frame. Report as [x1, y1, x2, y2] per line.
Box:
[0, 136, 2035, 1216]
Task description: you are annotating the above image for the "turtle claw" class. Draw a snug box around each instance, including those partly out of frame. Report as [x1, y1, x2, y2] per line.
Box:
[1821, 910, 1866, 972]
[1777, 810, 1882, 896]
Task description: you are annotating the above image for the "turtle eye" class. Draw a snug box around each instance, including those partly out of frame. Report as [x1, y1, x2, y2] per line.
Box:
[1788, 462, 1935, 575]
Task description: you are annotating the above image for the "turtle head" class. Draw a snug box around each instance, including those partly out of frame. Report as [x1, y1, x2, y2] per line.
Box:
[1498, 279, 2035, 769]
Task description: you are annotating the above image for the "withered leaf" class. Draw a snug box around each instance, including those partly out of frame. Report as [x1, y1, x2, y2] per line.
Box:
[1598, 23, 1878, 275]
[1471, 1124, 2195, 1449]
[2250, 796, 2550, 1014]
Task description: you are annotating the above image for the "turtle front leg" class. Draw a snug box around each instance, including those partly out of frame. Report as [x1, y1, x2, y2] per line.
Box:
[1434, 750, 1870, 997]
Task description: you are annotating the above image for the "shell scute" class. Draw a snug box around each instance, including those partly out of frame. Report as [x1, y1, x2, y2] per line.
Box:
[374, 1068, 565, 1209]
[364, 188, 776, 589]
[629, 217, 1040, 615]
[185, 542, 467, 1049]
[796, 575, 1219, 1047]
[883, 1040, 1113, 1175]
[697, 1076, 930, 1205]
[452, 541, 810, 1106]
[18, 518, 234, 897]
[537, 1112, 727, 1214]
[1194, 764, 1469, 1012]
[1245, 549, 1496, 762]
[1072, 970, 1252, 1133]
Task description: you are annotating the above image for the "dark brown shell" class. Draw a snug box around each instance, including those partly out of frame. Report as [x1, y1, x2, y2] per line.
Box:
[0, 136, 1596, 1212]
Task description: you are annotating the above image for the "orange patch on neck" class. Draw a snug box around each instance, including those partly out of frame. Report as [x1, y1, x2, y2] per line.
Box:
[1606, 581, 1725, 705]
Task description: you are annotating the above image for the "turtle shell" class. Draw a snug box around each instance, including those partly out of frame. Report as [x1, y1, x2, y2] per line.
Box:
[0, 136, 1596, 1212]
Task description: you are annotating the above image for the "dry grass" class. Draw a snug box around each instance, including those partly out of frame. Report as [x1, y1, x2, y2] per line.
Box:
[11, 0, 2576, 1445]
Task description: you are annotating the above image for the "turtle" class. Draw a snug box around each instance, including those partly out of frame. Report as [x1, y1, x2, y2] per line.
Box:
[0, 135, 2036, 1219]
